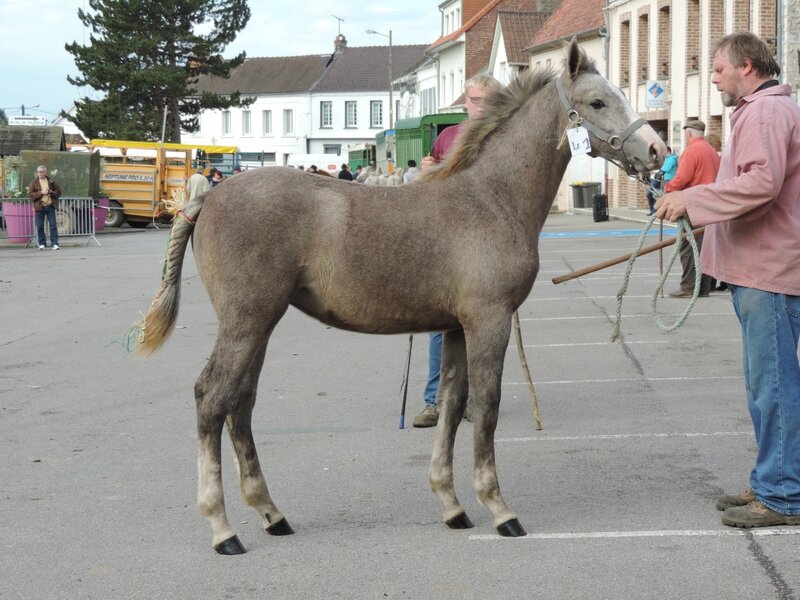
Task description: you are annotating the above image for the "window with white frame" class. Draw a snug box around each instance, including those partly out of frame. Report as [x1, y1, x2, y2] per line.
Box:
[283, 109, 293, 135]
[262, 110, 272, 135]
[345, 101, 357, 127]
[320, 101, 332, 128]
[370, 100, 383, 127]
[395, 99, 400, 124]
[222, 110, 231, 135]
[421, 88, 436, 115]
[242, 110, 251, 135]
[323, 144, 341, 155]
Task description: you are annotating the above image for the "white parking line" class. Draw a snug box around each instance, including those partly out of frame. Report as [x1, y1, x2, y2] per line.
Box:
[503, 375, 743, 386]
[518, 312, 732, 321]
[495, 431, 752, 443]
[508, 339, 742, 348]
[469, 528, 800, 541]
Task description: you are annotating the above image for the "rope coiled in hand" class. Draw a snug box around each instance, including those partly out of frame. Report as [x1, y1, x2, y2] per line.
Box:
[610, 181, 702, 342]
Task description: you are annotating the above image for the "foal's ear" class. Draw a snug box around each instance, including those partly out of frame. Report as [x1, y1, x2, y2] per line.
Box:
[567, 37, 582, 79]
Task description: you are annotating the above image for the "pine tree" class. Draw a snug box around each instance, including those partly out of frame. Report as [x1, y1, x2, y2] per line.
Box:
[65, 0, 251, 142]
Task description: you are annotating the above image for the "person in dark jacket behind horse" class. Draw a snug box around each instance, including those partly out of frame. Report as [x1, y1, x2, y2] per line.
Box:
[28, 165, 62, 250]
[337, 164, 354, 181]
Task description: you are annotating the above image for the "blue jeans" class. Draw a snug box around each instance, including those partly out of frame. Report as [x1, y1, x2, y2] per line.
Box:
[730, 285, 800, 515]
[35, 205, 58, 246]
[423, 332, 443, 407]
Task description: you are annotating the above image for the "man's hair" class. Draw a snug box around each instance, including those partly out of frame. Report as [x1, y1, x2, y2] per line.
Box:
[465, 73, 502, 94]
[714, 32, 780, 78]
[407, 159, 416, 168]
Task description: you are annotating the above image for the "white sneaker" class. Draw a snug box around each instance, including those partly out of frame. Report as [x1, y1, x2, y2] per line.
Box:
[52, 244, 59, 250]
[38, 245, 45, 250]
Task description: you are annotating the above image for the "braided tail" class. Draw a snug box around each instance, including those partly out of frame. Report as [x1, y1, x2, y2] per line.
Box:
[131, 197, 204, 356]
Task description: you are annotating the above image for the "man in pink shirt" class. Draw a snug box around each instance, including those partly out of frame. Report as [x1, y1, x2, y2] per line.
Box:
[657, 33, 800, 529]
[664, 120, 721, 298]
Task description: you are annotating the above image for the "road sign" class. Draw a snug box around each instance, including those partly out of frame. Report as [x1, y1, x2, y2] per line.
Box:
[646, 80, 667, 108]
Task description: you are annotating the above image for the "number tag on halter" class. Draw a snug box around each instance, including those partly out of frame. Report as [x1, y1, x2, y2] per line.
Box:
[567, 126, 592, 156]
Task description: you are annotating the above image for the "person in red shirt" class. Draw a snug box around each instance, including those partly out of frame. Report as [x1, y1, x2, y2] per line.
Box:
[664, 120, 721, 297]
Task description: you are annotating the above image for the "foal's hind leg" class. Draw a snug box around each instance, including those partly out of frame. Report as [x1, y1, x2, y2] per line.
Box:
[225, 344, 293, 537]
[429, 329, 472, 529]
[195, 330, 283, 554]
[466, 313, 526, 537]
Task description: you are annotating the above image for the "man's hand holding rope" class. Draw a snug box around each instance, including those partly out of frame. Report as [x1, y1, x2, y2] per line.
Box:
[655, 189, 688, 222]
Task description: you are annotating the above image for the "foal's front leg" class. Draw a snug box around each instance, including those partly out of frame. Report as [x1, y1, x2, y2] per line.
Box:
[429, 329, 473, 528]
[466, 315, 527, 537]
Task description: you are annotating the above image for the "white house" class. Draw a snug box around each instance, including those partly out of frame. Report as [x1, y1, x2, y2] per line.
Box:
[188, 36, 427, 169]
[307, 39, 428, 154]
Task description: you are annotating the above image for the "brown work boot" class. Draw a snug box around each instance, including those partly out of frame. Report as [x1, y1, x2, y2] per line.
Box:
[722, 500, 800, 528]
[715, 488, 756, 511]
[412, 405, 439, 428]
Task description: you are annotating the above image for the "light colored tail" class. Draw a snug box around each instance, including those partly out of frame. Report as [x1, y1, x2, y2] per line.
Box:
[132, 197, 204, 356]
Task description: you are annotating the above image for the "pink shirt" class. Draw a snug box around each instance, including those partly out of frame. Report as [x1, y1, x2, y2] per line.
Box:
[684, 84, 800, 295]
[432, 123, 463, 163]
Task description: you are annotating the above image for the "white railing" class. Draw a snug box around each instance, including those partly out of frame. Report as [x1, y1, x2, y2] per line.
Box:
[0, 197, 102, 247]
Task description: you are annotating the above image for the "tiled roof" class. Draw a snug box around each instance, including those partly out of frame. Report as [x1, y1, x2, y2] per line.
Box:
[312, 45, 429, 93]
[527, 0, 605, 49]
[0, 126, 66, 155]
[194, 54, 332, 95]
[498, 11, 551, 64]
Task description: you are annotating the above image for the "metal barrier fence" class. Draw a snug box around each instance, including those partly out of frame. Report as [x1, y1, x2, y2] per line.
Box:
[0, 197, 101, 247]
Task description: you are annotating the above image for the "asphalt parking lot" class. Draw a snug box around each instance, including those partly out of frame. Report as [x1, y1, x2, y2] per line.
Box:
[1, 213, 798, 600]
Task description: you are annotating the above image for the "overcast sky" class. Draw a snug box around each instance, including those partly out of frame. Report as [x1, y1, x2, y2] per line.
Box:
[0, 0, 441, 122]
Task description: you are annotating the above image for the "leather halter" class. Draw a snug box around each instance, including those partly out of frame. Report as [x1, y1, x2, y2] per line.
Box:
[555, 77, 648, 176]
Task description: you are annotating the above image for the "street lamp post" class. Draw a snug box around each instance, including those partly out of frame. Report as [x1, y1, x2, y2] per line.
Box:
[366, 28, 393, 130]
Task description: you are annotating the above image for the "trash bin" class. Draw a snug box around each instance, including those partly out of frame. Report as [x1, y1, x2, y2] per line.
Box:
[570, 182, 602, 209]
[592, 193, 609, 222]
[570, 183, 585, 208]
[581, 182, 602, 207]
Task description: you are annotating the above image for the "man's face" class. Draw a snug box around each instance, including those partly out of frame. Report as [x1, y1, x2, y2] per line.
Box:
[37, 168, 47, 177]
[465, 86, 490, 119]
[712, 49, 745, 107]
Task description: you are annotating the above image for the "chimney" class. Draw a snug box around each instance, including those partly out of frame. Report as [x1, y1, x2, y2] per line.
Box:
[334, 34, 347, 53]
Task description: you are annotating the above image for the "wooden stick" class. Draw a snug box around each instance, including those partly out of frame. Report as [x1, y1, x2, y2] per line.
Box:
[551, 226, 705, 285]
[659, 219, 664, 298]
[513, 311, 542, 430]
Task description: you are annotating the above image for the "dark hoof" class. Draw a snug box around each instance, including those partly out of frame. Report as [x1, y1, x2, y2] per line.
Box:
[266, 517, 294, 536]
[496, 518, 527, 537]
[214, 535, 246, 555]
[446, 512, 474, 529]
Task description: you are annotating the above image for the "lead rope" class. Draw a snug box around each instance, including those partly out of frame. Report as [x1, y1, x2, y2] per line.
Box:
[610, 180, 702, 342]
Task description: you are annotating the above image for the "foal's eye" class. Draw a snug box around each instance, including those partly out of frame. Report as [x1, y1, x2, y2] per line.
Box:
[589, 99, 606, 109]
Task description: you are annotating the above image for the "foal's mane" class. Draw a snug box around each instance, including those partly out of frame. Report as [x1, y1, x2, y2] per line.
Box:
[423, 51, 598, 180]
